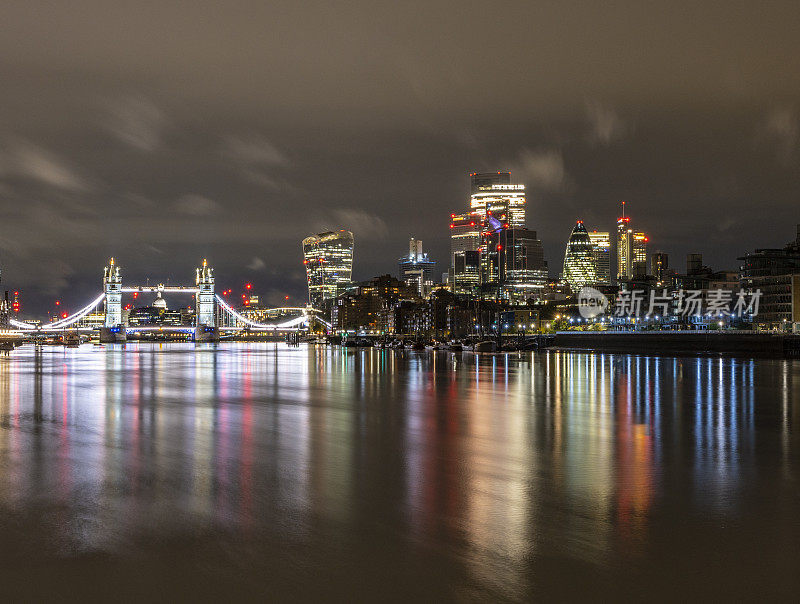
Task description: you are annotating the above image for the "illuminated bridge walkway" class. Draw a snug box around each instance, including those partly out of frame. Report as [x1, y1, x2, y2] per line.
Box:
[9, 259, 328, 342]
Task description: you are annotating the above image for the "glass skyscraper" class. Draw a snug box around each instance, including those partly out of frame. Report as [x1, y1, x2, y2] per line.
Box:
[449, 172, 540, 301]
[469, 172, 526, 228]
[302, 230, 354, 308]
[617, 214, 633, 280]
[588, 230, 611, 285]
[562, 220, 598, 293]
[616, 202, 648, 280]
[633, 231, 648, 273]
[449, 210, 483, 292]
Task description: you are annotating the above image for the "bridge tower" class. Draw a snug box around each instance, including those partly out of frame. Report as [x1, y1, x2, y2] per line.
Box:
[195, 259, 219, 342]
[100, 258, 126, 343]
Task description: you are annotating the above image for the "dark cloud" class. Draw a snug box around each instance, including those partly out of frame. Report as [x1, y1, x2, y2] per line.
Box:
[103, 95, 165, 152]
[0, 1, 799, 312]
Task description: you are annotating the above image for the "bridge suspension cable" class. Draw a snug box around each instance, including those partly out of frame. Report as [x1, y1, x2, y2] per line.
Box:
[215, 295, 329, 330]
[11, 292, 107, 331]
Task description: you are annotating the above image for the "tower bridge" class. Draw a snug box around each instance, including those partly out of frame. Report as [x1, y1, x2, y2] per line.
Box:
[9, 259, 329, 342]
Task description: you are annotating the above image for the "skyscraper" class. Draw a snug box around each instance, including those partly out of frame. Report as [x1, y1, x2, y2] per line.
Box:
[451, 250, 480, 295]
[449, 172, 540, 301]
[616, 203, 633, 280]
[652, 251, 669, 285]
[450, 209, 484, 292]
[616, 202, 649, 280]
[302, 230, 354, 308]
[450, 211, 482, 260]
[469, 171, 526, 228]
[490, 227, 548, 302]
[686, 253, 703, 275]
[562, 220, 598, 293]
[588, 230, 611, 285]
[633, 231, 648, 274]
[399, 238, 436, 296]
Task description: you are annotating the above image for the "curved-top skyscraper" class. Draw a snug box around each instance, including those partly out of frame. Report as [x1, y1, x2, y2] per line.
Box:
[302, 230, 354, 309]
[562, 220, 598, 293]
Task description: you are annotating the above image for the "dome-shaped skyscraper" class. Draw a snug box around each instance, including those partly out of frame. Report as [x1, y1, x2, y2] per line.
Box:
[562, 220, 598, 293]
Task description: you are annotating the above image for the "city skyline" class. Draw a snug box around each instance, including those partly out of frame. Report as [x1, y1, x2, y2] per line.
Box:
[3, 188, 795, 317]
[1, 3, 799, 313]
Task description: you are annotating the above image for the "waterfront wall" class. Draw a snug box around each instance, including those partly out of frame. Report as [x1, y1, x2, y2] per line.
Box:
[553, 331, 800, 357]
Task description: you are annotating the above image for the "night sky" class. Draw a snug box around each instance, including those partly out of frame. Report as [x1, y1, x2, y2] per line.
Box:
[1, 2, 799, 313]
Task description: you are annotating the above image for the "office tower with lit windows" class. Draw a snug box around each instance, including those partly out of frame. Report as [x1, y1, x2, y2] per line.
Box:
[588, 230, 611, 285]
[469, 171, 526, 228]
[478, 207, 511, 284]
[302, 230, 354, 308]
[451, 250, 480, 294]
[490, 227, 548, 302]
[633, 231, 648, 273]
[450, 211, 482, 259]
[562, 220, 599, 293]
[616, 204, 633, 279]
[399, 238, 436, 297]
[449, 211, 483, 291]
[616, 202, 649, 280]
[449, 172, 539, 300]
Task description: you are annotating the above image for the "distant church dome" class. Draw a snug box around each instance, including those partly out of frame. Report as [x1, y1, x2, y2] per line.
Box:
[153, 291, 167, 310]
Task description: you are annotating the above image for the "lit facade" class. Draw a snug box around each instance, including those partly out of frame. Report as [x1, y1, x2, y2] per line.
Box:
[562, 220, 598, 293]
[451, 250, 480, 295]
[303, 230, 354, 308]
[588, 230, 611, 285]
[399, 238, 436, 297]
[496, 228, 548, 302]
[450, 211, 482, 259]
[449, 211, 482, 292]
[195, 259, 215, 327]
[616, 216, 633, 280]
[633, 232, 648, 273]
[616, 202, 649, 280]
[469, 172, 526, 228]
[448, 172, 537, 300]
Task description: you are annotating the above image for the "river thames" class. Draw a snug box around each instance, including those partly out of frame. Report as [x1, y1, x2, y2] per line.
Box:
[0, 343, 798, 600]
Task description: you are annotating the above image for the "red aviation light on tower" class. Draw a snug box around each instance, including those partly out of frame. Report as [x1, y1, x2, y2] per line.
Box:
[245, 283, 252, 290]
[618, 200, 630, 222]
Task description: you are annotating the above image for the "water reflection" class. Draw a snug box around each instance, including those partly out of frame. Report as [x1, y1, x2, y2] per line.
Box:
[0, 344, 798, 599]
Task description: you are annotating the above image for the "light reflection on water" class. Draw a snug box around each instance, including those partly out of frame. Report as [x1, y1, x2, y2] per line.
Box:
[0, 343, 798, 600]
